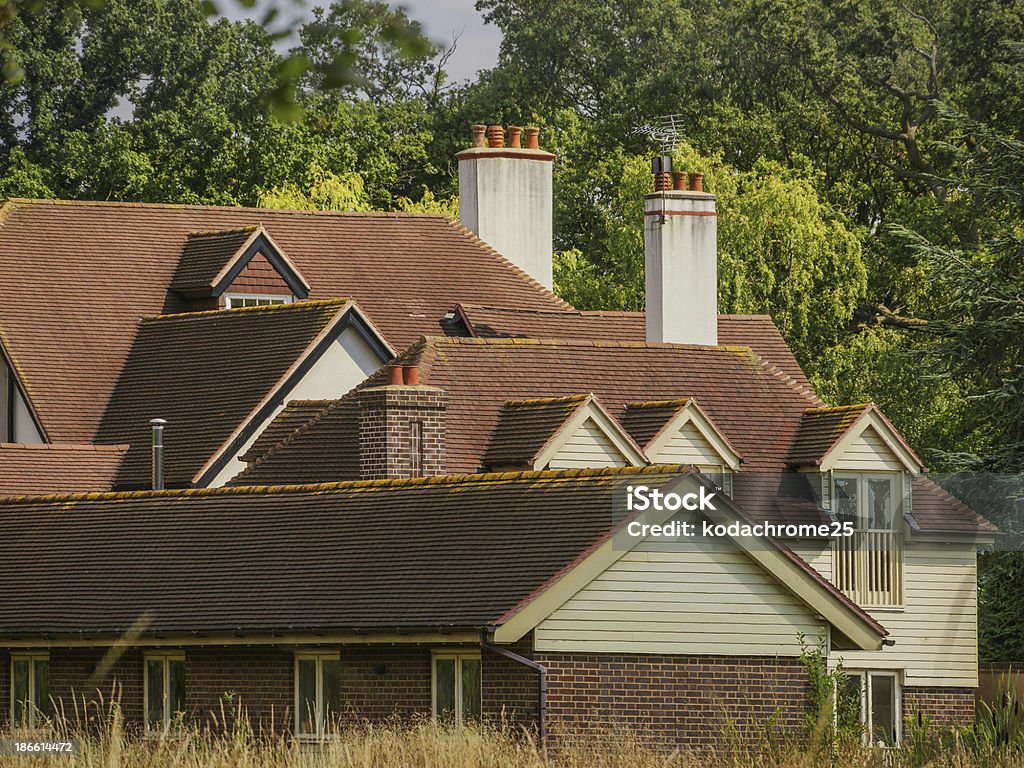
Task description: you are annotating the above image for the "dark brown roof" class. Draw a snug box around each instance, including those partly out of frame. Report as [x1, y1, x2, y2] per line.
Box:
[0, 443, 127, 496]
[483, 395, 593, 469]
[95, 300, 349, 489]
[236, 337, 818, 497]
[0, 466, 682, 638]
[239, 400, 333, 464]
[170, 227, 258, 293]
[0, 199, 567, 444]
[0, 465, 882, 641]
[787, 405, 872, 466]
[620, 399, 693, 449]
[910, 477, 998, 533]
[455, 304, 817, 396]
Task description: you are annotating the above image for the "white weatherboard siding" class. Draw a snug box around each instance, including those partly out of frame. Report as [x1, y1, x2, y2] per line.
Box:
[788, 539, 832, 581]
[648, 420, 722, 466]
[546, 418, 630, 470]
[535, 515, 826, 655]
[833, 427, 906, 472]
[831, 541, 979, 687]
[210, 326, 386, 487]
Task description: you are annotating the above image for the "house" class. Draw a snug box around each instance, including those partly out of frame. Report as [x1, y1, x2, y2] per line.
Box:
[0, 126, 995, 747]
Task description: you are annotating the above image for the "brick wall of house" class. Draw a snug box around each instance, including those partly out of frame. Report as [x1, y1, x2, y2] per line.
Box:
[47, 648, 147, 730]
[0, 649, 8, 728]
[340, 647, 432, 721]
[903, 686, 976, 727]
[358, 386, 447, 479]
[535, 653, 810, 747]
[217, 252, 294, 307]
[482, 636, 539, 730]
[185, 647, 293, 734]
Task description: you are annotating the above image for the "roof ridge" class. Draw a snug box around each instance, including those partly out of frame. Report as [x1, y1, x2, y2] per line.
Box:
[422, 335, 761, 353]
[141, 298, 350, 323]
[805, 403, 874, 415]
[0, 464, 692, 506]
[623, 398, 692, 410]
[187, 225, 259, 237]
[2, 198, 452, 219]
[504, 394, 592, 407]
[0, 442, 129, 452]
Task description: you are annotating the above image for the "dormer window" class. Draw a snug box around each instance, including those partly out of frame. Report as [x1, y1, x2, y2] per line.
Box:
[224, 294, 294, 309]
[833, 474, 899, 532]
[832, 473, 903, 607]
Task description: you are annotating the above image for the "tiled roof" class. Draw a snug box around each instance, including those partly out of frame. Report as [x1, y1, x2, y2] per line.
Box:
[620, 399, 693, 449]
[0, 466, 689, 638]
[787, 405, 872, 466]
[239, 400, 333, 464]
[910, 477, 998, 533]
[0, 199, 567, 444]
[0, 465, 882, 640]
[236, 337, 818, 493]
[170, 227, 258, 293]
[483, 394, 593, 469]
[455, 304, 817, 396]
[94, 300, 349, 489]
[0, 443, 127, 496]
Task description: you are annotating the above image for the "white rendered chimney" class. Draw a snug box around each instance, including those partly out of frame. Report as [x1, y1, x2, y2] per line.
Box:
[644, 161, 718, 346]
[457, 124, 554, 290]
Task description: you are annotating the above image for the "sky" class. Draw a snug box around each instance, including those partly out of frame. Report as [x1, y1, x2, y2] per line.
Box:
[220, 0, 502, 83]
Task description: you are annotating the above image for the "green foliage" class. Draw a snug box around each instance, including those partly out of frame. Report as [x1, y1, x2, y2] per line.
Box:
[797, 633, 861, 744]
[259, 164, 371, 211]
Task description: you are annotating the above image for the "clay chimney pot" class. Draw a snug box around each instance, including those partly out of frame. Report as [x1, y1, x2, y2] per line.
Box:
[524, 127, 540, 150]
[486, 124, 505, 148]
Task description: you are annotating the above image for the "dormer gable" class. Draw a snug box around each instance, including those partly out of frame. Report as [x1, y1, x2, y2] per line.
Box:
[484, 394, 648, 471]
[788, 404, 924, 475]
[621, 398, 741, 472]
[170, 224, 310, 305]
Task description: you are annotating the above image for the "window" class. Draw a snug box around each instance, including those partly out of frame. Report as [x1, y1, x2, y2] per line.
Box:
[698, 464, 733, 496]
[144, 653, 186, 732]
[409, 420, 423, 477]
[294, 653, 341, 739]
[832, 474, 903, 607]
[224, 294, 293, 309]
[843, 671, 901, 746]
[10, 653, 50, 729]
[432, 651, 481, 726]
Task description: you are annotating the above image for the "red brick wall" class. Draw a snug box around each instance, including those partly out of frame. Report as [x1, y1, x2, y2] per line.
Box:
[482, 636, 539, 730]
[903, 686, 975, 727]
[536, 653, 810, 746]
[0, 649, 8, 727]
[185, 647, 293, 734]
[340, 647, 432, 721]
[217, 251, 293, 307]
[47, 648, 146, 730]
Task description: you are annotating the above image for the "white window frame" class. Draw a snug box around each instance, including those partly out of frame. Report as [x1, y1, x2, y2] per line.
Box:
[697, 463, 733, 496]
[832, 473, 901, 530]
[430, 650, 482, 726]
[10, 652, 49, 730]
[293, 652, 340, 740]
[844, 670, 902, 746]
[143, 652, 186, 733]
[224, 293, 294, 309]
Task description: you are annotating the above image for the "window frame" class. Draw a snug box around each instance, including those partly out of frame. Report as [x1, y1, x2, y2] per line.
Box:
[430, 650, 482, 726]
[10, 652, 50, 730]
[293, 652, 341, 740]
[224, 293, 294, 309]
[844, 669, 902, 746]
[832, 473, 901, 531]
[143, 651, 186, 733]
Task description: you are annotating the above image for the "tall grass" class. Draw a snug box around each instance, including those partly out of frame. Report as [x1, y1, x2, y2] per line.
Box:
[3, 697, 1024, 768]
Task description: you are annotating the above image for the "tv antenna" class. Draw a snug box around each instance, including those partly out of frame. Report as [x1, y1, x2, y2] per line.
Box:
[635, 114, 686, 155]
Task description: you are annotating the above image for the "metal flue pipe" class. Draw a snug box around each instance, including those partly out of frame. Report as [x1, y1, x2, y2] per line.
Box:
[149, 418, 167, 491]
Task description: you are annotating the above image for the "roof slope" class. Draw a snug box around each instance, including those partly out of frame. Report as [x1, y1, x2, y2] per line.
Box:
[911, 477, 998, 533]
[455, 304, 816, 395]
[237, 337, 817, 490]
[0, 443, 127, 496]
[0, 465, 881, 642]
[0, 199, 567, 443]
[95, 300, 347, 488]
[0, 466, 689, 639]
[483, 395, 593, 468]
[239, 400, 333, 464]
[787, 404, 872, 466]
[170, 227, 258, 293]
[620, 399, 693, 448]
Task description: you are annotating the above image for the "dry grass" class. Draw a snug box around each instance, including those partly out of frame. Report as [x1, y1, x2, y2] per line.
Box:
[1, 700, 1023, 768]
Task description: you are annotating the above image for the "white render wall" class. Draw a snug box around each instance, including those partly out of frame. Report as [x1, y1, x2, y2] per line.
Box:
[644, 191, 718, 346]
[458, 149, 554, 290]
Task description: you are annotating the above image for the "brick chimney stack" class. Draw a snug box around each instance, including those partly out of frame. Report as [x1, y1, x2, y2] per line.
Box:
[457, 124, 555, 290]
[358, 366, 447, 480]
[644, 159, 718, 346]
